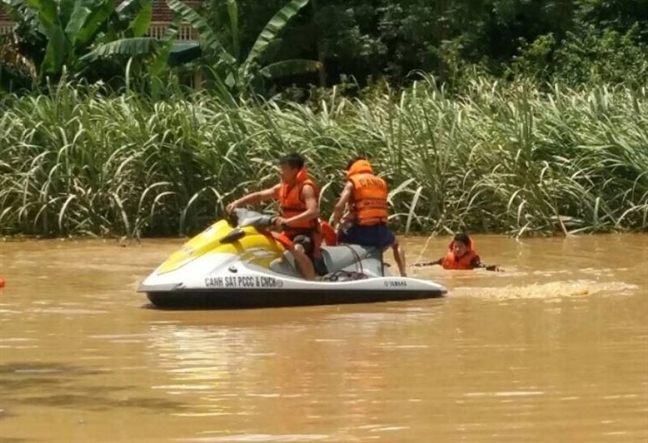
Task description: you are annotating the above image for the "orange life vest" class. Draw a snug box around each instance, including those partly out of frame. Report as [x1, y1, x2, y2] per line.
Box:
[276, 166, 320, 234]
[441, 238, 480, 270]
[275, 167, 323, 260]
[346, 160, 389, 226]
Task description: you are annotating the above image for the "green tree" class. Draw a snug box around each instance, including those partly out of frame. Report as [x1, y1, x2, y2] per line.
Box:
[575, 0, 648, 40]
[168, 0, 321, 97]
[1, 0, 159, 82]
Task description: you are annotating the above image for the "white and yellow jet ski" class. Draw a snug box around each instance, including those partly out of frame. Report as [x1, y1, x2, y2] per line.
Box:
[138, 209, 447, 308]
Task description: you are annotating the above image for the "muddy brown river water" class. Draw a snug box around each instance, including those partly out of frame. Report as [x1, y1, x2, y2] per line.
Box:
[0, 235, 647, 443]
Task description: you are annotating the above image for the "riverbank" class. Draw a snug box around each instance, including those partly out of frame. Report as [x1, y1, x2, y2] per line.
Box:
[1, 77, 647, 238]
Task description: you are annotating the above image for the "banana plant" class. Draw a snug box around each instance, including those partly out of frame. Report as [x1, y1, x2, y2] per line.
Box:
[166, 0, 322, 95]
[82, 15, 181, 80]
[1, 0, 155, 78]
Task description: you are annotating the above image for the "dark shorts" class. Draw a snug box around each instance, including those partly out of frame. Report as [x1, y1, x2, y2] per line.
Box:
[289, 233, 314, 256]
[337, 224, 395, 249]
[284, 230, 328, 276]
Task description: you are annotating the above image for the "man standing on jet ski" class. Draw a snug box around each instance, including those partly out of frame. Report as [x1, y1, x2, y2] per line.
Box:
[331, 157, 408, 277]
[226, 153, 321, 281]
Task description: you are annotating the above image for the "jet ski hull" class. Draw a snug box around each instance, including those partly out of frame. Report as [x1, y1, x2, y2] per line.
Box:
[138, 209, 448, 309]
[145, 287, 445, 309]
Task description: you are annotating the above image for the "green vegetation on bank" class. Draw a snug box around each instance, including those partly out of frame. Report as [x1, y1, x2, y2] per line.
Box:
[2, 0, 647, 95]
[206, 0, 648, 90]
[1, 1, 646, 239]
[1, 75, 647, 238]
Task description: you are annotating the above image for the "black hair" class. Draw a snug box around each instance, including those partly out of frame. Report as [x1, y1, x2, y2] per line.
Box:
[279, 152, 305, 170]
[346, 156, 367, 171]
[453, 232, 471, 245]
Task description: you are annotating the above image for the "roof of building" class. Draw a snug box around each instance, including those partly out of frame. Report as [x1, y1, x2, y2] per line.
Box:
[0, 1, 200, 23]
[149, 0, 201, 22]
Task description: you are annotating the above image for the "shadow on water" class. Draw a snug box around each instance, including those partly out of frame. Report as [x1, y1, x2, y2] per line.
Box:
[18, 393, 183, 411]
[0, 362, 185, 413]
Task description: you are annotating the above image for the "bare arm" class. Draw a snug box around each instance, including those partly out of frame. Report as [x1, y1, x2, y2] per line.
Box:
[471, 256, 503, 272]
[281, 184, 319, 226]
[332, 182, 354, 225]
[410, 258, 443, 267]
[227, 184, 280, 212]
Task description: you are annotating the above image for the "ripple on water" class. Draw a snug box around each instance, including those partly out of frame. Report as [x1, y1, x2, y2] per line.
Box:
[463, 391, 545, 398]
[177, 434, 332, 442]
[0, 309, 20, 314]
[30, 307, 107, 315]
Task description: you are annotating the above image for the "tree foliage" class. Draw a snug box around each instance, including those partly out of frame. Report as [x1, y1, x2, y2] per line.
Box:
[166, 0, 321, 97]
[0, 0, 167, 90]
[203, 0, 648, 89]
[2, 0, 646, 94]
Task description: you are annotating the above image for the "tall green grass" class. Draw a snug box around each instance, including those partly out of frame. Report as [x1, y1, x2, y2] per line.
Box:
[1, 76, 647, 238]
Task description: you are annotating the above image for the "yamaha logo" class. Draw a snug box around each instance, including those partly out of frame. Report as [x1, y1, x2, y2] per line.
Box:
[384, 279, 408, 288]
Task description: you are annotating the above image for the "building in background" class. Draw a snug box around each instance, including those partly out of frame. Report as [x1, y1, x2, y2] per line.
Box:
[0, 1, 203, 87]
[0, 1, 200, 39]
[0, 7, 12, 36]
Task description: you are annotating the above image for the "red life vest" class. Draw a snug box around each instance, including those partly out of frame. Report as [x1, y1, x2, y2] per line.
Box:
[320, 220, 337, 246]
[346, 160, 389, 226]
[441, 238, 480, 270]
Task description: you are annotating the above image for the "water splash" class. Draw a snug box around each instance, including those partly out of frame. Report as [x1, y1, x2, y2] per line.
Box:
[453, 280, 639, 300]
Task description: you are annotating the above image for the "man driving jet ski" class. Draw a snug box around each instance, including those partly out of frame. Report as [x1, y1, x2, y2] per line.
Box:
[226, 153, 322, 281]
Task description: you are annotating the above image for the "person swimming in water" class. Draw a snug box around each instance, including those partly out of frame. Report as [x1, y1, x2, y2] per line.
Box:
[411, 233, 503, 271]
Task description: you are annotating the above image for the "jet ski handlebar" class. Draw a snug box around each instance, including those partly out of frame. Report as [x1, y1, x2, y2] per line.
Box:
[231, 208, 276, 230]
[218, 208, 283, 245]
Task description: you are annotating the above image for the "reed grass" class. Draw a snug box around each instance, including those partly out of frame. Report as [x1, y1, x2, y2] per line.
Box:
[1, 75, 647, 238]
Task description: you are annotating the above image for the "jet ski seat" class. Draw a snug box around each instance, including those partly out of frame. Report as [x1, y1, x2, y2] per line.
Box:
[269, 244, 386, 278]
[321, 245, 378, 271]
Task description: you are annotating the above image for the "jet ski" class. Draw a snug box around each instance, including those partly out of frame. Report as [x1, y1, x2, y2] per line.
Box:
[138, 209, 447, 309]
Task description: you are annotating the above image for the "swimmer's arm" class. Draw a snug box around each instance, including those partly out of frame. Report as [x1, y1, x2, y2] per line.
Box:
[472, 257, 503, 272]
[410, 258, 443, 267]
